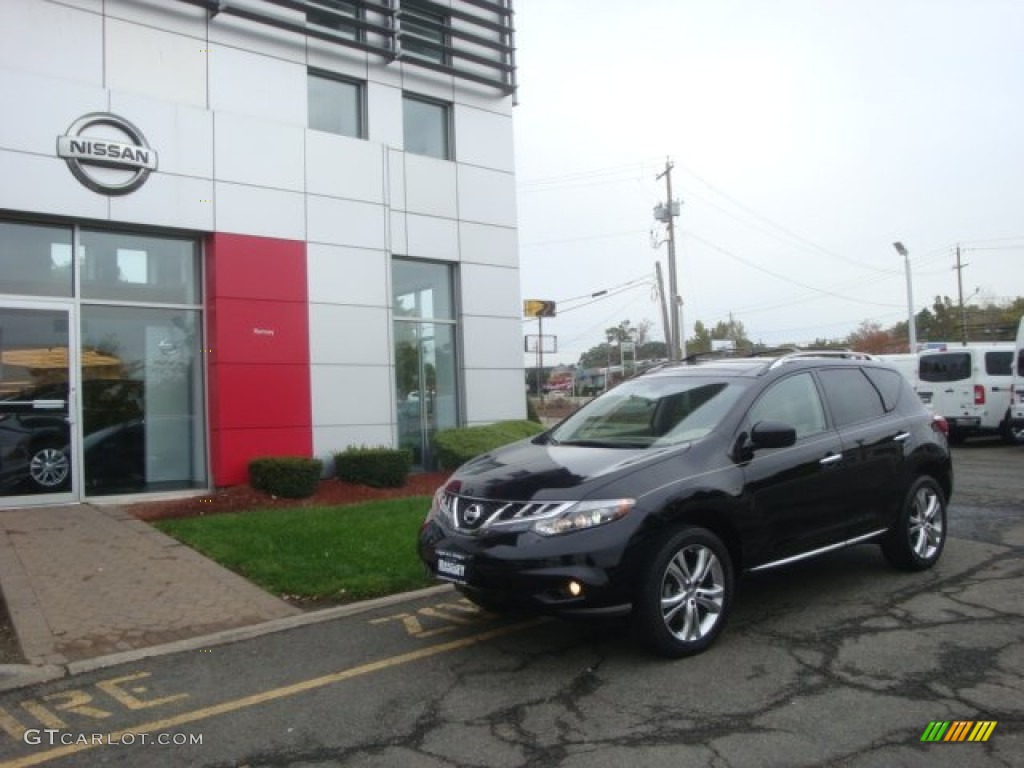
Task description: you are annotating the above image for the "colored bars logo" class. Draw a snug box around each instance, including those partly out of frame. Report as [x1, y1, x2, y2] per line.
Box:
[921, 721, 997, 742]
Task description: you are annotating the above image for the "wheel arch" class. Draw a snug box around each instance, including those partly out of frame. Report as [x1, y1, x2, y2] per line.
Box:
[915, 461, 952, 504]
[642, 499, 746, 574]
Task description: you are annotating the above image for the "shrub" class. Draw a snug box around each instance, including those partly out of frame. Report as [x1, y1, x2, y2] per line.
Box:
[334, 445, 412, 488]
[248, 456, 323, 499]
[434, 420, 546, 471]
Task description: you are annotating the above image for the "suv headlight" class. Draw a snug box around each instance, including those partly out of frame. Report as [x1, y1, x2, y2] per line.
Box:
[424, 486, 453, 527]
[532, 499, 634, 536]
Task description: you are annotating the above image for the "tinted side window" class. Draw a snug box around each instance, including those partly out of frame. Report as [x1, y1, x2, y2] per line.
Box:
[748, 372, 827, 439]
[863, 367, 903, 411]
[818, 369, 886, 427]
[920, 353, 971, 383]
[1018, 349, 1024, 377]
[985, 351, 1012, 376]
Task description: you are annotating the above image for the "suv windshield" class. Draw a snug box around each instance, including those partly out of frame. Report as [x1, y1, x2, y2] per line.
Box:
[550, 376, 746, 448]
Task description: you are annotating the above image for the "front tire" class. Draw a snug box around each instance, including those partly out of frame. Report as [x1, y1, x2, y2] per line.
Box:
[880, 476, 947, 571]
[634, 527, 734, 658]
[457, 586, 522, 615]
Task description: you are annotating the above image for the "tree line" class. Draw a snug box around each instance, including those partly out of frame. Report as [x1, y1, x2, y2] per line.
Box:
[570, 294, 1024, 370]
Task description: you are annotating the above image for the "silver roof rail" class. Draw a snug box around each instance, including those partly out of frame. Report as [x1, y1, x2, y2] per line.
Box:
[768, 349, 876, 369]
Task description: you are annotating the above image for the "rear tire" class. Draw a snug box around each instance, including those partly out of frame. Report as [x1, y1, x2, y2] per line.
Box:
[1000, 413, 1024, 445]
[633, 527, 734, 658]
[880, 476, 947, 571]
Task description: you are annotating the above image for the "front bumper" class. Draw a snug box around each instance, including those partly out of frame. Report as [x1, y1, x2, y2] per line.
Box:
[418, 519, 641, 614]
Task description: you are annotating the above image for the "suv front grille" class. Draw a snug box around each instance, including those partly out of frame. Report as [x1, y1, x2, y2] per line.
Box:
[444, 493, 574, 534]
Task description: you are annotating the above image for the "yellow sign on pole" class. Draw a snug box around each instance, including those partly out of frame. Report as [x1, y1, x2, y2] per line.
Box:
[523, 300, 556, 318]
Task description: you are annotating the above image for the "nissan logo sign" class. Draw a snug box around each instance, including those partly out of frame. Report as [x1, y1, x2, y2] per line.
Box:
[57, 113, 158, 195]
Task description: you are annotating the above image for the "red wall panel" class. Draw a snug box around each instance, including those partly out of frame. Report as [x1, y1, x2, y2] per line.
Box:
[209, 298, 309, 365]
[207, 233, 307, 301]
[205, 233, 312, 487]
[215, 364, 312, 430]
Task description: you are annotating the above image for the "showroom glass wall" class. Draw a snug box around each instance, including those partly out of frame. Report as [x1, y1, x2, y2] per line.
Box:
[392, 258, 458, 469]
[0, 218, 206, 500]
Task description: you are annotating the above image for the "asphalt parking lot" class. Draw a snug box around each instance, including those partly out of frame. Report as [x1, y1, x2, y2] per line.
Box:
[0, 439, 1020, 767]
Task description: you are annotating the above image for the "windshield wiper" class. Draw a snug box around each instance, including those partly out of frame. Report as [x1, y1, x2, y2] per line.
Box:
[556, 439, 647, 449]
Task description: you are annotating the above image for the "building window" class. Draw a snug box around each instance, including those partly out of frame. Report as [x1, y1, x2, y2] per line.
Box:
[403, 94, 451, 159]
[401, 2, 448, 64]
[0, 221, 206, 500]
[0, 220, 73, 298]
[307, 0, 361, 41]
[79, 229, 199, 304]
[393, 259, 459, 469]
[308, 71, 364, 138]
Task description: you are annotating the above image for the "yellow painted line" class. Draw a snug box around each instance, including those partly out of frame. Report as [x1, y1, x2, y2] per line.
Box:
[0, 618, 544, 768]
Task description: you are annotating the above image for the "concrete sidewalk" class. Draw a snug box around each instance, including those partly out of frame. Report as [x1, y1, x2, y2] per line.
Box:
[0, 503, 301, 677]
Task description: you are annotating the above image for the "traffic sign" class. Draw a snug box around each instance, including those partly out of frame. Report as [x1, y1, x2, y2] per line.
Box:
[523, 300, 556, 318]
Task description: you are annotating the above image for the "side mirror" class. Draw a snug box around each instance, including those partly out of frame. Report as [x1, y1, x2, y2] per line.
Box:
[750, 420, 797, 450]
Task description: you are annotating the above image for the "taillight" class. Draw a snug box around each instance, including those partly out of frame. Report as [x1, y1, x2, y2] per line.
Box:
[974, 384, 985, 405]
[931, 414, 949, 436]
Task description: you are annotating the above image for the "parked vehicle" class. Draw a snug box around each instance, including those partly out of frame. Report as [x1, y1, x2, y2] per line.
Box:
[419, 352, 952, 657]
[875, 353, 919, 389]
[917, 344, 1020, 444]
[1010, 319, 1024, 442]
[0, 383, 70, 491]
[0, 379, 144, 493]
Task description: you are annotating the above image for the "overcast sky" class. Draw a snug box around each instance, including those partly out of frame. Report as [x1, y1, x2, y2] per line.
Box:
[511, 0, 1024, 366]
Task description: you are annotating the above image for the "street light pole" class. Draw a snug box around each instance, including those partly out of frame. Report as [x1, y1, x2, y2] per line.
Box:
[893, 242, 917, 353]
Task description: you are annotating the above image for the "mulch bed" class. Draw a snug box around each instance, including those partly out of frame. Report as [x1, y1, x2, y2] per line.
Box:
[127, 472, 451, 522]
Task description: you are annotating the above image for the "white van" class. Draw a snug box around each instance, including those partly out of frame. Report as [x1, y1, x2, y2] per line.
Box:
[917, 344, 1019, 444]
[1010, 318, 1024, 442]
[875, 353, 919, 389]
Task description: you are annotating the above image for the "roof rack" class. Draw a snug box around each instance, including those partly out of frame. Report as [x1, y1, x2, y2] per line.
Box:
[639, 347, 875, 376]
[768, 349, 876, 369]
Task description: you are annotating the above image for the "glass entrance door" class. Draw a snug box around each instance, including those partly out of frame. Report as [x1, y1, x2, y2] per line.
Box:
[0, 303, 76, 504]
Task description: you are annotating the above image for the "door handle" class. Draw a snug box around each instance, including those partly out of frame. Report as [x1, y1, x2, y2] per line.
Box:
[820, 453, 842, 466]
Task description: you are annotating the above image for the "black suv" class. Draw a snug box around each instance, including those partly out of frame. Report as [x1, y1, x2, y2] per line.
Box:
[418, 352, 952, 657]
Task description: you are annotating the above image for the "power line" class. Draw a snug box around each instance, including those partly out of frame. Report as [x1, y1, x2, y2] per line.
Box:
[684, 231, 903, 309]
[673, 162, 894, 275]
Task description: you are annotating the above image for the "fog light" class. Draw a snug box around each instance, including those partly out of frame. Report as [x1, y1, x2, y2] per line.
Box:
[567, 580, 583, 597]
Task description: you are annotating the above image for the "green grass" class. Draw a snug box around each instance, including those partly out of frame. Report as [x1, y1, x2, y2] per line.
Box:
[154, 497, 435, 602]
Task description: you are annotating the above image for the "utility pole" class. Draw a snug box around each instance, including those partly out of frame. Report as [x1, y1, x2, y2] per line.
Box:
[655, 262, 671, 361]
[536, 315, 544, 401]
[655, 159, 682, 362]
[954, 244, 968, 346]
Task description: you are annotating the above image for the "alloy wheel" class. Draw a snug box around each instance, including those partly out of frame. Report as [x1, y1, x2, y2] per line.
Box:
[908, 484, 944, 560]
[659, 544, 726, 642]
[29, 447, 70, 489]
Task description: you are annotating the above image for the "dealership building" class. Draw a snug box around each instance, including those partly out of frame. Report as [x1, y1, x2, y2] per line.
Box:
[0, 0, 523, 506]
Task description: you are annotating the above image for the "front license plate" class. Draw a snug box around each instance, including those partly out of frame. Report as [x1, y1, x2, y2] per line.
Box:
[436, 552, 469, 584]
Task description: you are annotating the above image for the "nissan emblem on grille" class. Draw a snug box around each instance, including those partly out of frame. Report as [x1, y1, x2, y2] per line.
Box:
[463, 503, 484, 526]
